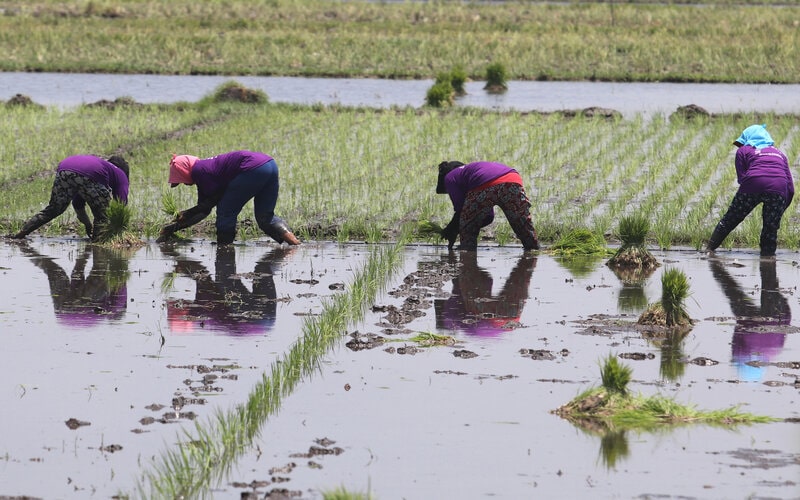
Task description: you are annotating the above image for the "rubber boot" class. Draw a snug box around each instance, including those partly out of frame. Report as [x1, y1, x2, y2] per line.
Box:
[704, 225, 728, 253]
[11, 217, 46, 239]
[217, 230, 236, 245]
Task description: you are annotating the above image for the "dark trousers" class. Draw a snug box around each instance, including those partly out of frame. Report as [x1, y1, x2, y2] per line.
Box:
[709, 191, 787, 256]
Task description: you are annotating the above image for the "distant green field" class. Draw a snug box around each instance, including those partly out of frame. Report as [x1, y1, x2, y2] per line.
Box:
[2, 89, 798, 250]
[0, 0, 797, 83]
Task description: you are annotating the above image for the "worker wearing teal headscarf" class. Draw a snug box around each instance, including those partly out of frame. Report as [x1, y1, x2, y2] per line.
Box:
[706, 124, 794, 257]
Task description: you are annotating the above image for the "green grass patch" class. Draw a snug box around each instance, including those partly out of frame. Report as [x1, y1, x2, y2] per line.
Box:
[554, 354, 778, 432]
[0, 1, 798, 83]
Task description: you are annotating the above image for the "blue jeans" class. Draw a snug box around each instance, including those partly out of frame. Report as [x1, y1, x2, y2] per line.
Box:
[216, 160, 279, 235]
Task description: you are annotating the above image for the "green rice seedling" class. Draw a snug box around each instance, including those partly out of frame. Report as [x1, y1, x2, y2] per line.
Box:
[607, 215, 659, 271]
[161, 189, 179, 218]
[417, 220, 443, 237]
[405, 332, 455, 347]
[554, 354, 777, 432]
[550, 228, 610, 256]
[322, 486, 372, 500]
[449, 65, 468, 96]
[425, 79, 455, 107]
[484, 62, 508, 93]
[96, 199, 142, 247]
[661, 267, 691, 327]
[494, 222, 513, 247]
[207, 80, 268, 105]
[600, 354, 632, 395]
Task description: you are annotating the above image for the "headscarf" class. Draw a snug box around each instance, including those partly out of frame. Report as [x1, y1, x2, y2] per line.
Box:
[168, 154, 199, 186]
[733, 124, 774, 149]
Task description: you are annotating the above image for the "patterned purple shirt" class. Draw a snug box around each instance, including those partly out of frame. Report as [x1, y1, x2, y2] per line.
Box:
[443, 161, 518, 212]
[57, 155, 129, 203]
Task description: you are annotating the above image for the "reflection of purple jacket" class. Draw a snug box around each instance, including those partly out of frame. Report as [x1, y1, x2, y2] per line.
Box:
[19, 244, 130, 329]
[58, 155, 129, 203]
[435, 253, 535, 337]
[57, 288, 128, 327]
[191, 150, 273, 199]
[710, 259, 790, 381]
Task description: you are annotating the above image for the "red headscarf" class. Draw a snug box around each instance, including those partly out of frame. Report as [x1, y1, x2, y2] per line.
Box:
[169, 154, 199, 186]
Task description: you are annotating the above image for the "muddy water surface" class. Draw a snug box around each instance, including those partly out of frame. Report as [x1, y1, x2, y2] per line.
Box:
[0, 239, 798, 499]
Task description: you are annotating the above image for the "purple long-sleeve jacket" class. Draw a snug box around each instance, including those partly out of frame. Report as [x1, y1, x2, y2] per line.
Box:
[191, 150, 273, 200]
[735, 146, 794, 204]
[58, 155, 129, 203]
[443, 161, 519, 213]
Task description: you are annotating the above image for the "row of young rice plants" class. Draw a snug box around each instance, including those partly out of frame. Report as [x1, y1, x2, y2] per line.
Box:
[4, 96, 800, 250]
[524, 115, 618, 241]
[668, 119, 738, 248]
[600, 116, 686, 225]
[570, 115, 662, 236]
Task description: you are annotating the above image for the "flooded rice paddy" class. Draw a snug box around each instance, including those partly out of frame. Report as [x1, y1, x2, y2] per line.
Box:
[2, 72, 800, 118]
[0, 238, 798, 498]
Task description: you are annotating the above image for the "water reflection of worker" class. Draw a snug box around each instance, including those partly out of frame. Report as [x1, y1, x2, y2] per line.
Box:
[709, 258, 790, 381]
[15, 241, 129, 327]
[166, 245, 294, 336]
[436, 252, 535, 337]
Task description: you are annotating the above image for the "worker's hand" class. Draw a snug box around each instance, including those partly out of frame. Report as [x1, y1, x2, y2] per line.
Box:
[440, 219, 459, 250]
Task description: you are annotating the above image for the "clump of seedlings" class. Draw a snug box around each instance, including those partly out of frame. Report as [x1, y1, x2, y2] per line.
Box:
[416, 219, 444, 239]
[425, 75, 455, 108]
[607, 214, 660, 275]
[208, 80, 268, 104]
[96, 199, 143, 247]
[553, 354, 777, 431]
[637, 267, 692, 329]
[549, 228, 611, 256]
[483, 62, 508, 93]
[426, 66, 469, 107]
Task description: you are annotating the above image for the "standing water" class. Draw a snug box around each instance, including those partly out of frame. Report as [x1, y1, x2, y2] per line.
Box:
[2, 72, 800, 118]
[0, 238, 797, 498]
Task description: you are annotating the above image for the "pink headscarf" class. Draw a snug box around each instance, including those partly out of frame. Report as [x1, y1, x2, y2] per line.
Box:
[169, 154, 199, 186]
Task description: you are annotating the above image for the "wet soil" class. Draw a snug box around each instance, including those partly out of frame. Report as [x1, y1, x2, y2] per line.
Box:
[0, 239, 798, 499]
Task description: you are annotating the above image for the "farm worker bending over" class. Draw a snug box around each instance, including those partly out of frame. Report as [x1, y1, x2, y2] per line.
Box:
[157, 150, 300, 245]
[436, 160, 539, 251]
[705, 124, 794, 257]
[10, 154, 130, 241]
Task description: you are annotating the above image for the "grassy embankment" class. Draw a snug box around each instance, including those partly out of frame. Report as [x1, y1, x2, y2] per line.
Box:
[2, 95, 799, 250]
[0, 0, 797, 83]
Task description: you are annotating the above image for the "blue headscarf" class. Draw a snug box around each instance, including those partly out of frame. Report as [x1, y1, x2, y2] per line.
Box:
[734, 124, 774, 149]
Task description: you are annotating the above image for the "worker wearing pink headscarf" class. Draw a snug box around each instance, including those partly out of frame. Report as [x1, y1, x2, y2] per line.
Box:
[157, 150, 300, 245]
